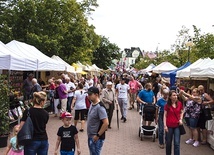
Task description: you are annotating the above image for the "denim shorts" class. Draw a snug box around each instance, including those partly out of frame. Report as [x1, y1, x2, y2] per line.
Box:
[185, 117, 198, 129]
[60, 150, 75, 155]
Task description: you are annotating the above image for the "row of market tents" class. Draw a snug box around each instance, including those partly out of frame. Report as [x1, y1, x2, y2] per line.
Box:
[138, 58, 214, 86]
[0, 40, 102, 74]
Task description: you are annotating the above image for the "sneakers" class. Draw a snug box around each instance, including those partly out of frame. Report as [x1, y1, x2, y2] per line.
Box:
[123, 117, 127, 123]
[193, 141, 200, 147]
[128, 107, 132, 110]
[159, 144, 164, 149]
[139, 109, 142, 115]
[185, 139, 194, 144]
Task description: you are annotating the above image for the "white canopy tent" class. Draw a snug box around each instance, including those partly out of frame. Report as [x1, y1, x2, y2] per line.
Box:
[190, 58, 214, 78]
[51, 55, 75, 73]
[6, 40, 66, 71]
[152, 62, 177, 74]
[0, 41, 37, 70]
[176, 58, 211, 78]
[138, 63, 155, 74]
[92, 64, 101, 72]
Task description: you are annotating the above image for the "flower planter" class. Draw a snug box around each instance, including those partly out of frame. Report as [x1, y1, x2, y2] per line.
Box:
[0, 135, 8, 148]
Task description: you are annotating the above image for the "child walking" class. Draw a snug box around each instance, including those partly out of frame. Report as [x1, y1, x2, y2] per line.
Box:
[54, 112, 81, 155]
[4, 125, 24, 155]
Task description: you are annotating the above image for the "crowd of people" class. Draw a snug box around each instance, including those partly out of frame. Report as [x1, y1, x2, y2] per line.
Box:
[4, 72, 214, 155]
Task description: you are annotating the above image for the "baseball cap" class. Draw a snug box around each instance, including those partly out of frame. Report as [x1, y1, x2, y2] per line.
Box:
[106, 81, 113, 85]
[121, 78, 126, 81]
[61, 112, 72, 119]
[88, 87, 99, 95]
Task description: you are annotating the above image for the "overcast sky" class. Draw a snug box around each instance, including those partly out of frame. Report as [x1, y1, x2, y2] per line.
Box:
[88, 0, 214, 52]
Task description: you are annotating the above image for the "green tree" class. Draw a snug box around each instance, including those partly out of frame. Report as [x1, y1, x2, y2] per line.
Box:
[0, 0, 100, 64]
[92, 36, 120, 69]
[193, 25, 214, 59]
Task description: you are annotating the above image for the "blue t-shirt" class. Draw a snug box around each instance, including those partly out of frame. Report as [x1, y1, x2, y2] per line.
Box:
[138, 89, 154, 104]
[156, 98, 167, 112]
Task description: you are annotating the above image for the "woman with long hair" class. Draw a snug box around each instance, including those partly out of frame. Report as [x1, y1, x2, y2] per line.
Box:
[164, 90, 184, 155]
[20, 91, 49, 155]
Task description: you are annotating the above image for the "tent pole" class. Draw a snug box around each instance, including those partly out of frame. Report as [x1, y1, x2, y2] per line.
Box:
[207, 78, 210, 93]
[36, 71, 39, 79]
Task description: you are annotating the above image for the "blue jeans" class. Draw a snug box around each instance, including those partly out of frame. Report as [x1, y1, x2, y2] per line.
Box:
[88, 137, 104, 155]
[158, 112, 166, 145]
[24, 140, 49, 155]
[166, 127, 180, 155]
[67, 96, 73, 112]
[60, 150, 75, 155]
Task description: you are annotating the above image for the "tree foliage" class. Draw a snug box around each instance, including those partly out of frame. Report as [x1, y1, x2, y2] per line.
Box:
[0, 0, 101, 64]
[92, 36, 121, 69]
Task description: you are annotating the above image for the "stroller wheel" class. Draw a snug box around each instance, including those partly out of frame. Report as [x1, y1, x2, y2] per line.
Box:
[152, 134, 155, 142]
[138, 127, 141, 137]
[140, 133, 143, 141]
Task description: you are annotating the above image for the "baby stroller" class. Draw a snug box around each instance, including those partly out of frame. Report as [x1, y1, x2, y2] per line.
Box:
[138, 104, 157, 142]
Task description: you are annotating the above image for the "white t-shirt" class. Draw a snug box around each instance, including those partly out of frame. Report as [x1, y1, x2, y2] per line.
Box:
[116, 83, 130, 99]
[87, 79, 94, 88]
[65, 82, 76, 97]
[73, 90, 87, 110]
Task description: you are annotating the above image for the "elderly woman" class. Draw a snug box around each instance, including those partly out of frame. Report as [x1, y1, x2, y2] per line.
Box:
[156, 89, 169, 149]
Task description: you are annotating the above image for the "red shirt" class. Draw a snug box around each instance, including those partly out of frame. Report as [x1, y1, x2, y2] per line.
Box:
[49, 83, 56, 90]
[128, 80, 140, 94]
[164, 101, 183, 128]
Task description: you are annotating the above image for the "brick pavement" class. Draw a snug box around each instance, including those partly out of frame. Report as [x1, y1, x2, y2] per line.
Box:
[1, 106, 214, 155]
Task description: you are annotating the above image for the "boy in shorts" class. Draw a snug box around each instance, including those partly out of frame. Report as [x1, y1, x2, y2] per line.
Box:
[54, 112, 81, 155]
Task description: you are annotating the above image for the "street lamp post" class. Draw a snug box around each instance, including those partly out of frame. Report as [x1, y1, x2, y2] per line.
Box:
[186, 38, 193, 62]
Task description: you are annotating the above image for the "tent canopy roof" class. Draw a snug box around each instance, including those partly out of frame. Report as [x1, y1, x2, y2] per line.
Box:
[6, 40, 66, 71]
[152, 62, 177, 74]
[0, 41, 37, 70]
[51, 55, 75, 73]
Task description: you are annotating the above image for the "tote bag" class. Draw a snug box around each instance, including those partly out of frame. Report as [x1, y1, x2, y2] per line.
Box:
[17, 110, 34, 145]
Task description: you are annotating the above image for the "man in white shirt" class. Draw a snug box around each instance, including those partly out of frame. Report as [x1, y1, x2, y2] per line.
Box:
[116, 78, 130, 122]
[65, 77, 76, 112]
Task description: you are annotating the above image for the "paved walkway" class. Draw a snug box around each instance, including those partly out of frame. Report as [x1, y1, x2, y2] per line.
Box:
[1, 106, 214, 155]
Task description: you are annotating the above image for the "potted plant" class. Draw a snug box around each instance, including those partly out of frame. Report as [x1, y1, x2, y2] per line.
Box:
[0, 74, 10, 148]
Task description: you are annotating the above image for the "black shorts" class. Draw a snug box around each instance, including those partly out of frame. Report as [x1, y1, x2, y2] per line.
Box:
[74, 109, 86, 121]
[197, 112, 207, 129]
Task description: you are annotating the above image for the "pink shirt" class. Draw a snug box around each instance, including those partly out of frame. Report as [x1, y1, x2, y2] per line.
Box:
[128, 80, 140, 94]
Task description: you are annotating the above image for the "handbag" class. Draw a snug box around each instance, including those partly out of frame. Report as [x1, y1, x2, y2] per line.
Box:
[17, 108, 34, 145]
[172, 107, 186, 135]
[179, 124, 186, 135]
[85, 96, 91, 109]
[202, 107, 212, 120]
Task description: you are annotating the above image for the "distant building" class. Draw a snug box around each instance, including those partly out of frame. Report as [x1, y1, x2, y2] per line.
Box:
[114, 47, 157, 71]
[122, 47, 142, 69]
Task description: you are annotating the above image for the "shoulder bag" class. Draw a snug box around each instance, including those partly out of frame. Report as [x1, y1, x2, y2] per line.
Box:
[172, 106, 186, 135]
[17, 108, 34, 145]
